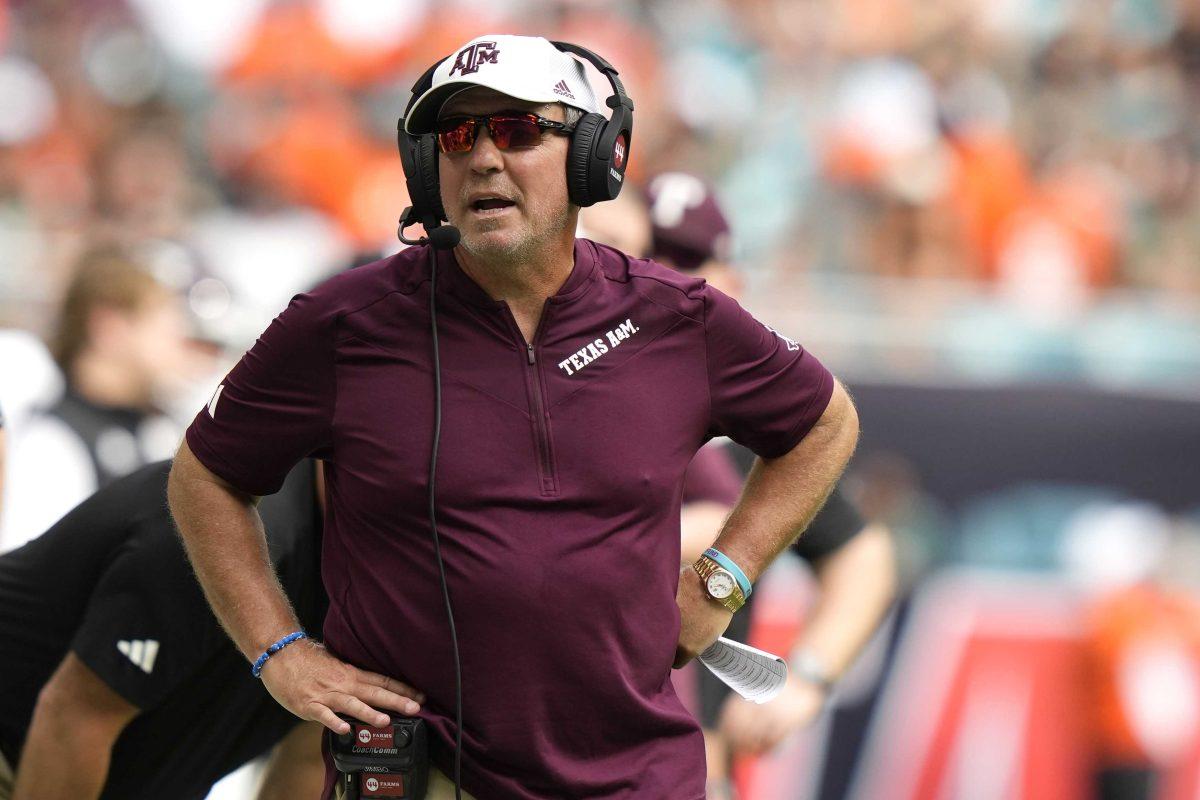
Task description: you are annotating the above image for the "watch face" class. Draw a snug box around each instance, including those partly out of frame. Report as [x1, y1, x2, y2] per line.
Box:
[706, 570, 736, 599]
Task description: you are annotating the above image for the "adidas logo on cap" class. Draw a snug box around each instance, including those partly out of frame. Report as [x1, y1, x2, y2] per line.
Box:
[553, 79, 575, 101]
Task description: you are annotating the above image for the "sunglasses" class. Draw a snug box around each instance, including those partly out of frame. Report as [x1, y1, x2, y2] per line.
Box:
[434, 112, 575, 154]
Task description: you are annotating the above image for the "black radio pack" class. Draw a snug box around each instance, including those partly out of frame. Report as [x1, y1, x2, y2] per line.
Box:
[328, 715, 430, 799]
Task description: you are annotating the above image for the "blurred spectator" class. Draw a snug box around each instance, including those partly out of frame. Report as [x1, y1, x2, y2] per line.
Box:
[1064, 503, 1200, 800]
[637, 173, 896, 799]
[0, 246, 197, 551]
[646, 171, 739, 296]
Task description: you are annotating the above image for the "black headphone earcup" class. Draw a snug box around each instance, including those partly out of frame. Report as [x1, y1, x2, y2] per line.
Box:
[416, 135, 444, 221]
[398, 128, 446, 223]
[567, 113, 605, 207]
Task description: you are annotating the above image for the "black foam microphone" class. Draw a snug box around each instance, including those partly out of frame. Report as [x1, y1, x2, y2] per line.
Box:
[398, 206, 460, 250]
[427, 225, 461, 250]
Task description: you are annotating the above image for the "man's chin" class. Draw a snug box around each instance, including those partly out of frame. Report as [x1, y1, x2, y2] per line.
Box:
[461, 226, 524, 258]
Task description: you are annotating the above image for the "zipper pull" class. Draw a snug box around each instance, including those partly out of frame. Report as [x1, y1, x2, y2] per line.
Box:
[527, 344, 536, 365]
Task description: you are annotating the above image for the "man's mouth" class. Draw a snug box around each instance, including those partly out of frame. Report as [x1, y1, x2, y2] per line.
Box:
[469, 196, 517, 214]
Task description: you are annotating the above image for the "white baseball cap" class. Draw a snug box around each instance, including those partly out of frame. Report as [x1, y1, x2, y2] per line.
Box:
[404, 34, 602, 135]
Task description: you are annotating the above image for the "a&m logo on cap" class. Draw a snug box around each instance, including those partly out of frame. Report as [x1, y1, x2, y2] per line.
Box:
[450, 42, 499, 76]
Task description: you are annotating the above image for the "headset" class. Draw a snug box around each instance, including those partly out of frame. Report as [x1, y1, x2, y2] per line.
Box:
[396, 40, 635, 238]
[389, 41, 634, 800]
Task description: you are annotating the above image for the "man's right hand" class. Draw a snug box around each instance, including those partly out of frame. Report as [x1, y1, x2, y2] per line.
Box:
[260, 639, 425, 734]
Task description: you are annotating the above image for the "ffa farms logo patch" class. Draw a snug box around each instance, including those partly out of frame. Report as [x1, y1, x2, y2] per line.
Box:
[449, 42, 499, 76]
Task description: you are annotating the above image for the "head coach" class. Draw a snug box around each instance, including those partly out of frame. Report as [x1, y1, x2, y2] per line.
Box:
[168, 33, 859, 800]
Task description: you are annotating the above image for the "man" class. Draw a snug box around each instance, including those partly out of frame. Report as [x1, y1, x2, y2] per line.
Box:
[168, 34, 858, 800]
[0, 460, 330, 799]
[1, 247, 200, 551]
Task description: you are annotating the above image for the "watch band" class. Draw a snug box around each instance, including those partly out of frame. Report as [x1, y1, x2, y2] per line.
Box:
[703, 547, 752, 599]
[693, 557, 746, 613]
[791, 649, 834, 693]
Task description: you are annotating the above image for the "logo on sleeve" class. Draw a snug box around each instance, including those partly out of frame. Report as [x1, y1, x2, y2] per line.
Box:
[117, 639, 160, 674]
[449, 42, 499, 76]
[557, 318, 639, 376]
[763, 323, 800, 352]
[207, 384, 225, 418]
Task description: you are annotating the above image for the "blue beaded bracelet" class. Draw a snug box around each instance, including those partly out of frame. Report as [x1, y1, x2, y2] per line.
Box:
[251, 631, 308, 678]
[704, 547, 753, 599]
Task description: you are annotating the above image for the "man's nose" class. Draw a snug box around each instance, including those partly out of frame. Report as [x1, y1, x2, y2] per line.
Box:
[468, 127, 504, 173]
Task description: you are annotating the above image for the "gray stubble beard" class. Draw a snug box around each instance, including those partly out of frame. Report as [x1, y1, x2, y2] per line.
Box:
[454, 202, 573, 274]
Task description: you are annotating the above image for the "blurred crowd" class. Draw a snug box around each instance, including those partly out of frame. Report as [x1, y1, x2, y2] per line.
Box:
[2, 0, 1200, 362]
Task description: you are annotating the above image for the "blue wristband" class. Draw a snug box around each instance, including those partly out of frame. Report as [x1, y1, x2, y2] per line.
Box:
[703, 548, 752, 599]
[251, 631, 308, 678]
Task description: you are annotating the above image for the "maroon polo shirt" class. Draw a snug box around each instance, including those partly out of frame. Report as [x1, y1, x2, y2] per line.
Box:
[682, 444, 744, 507]
[185, 238, 833, 799]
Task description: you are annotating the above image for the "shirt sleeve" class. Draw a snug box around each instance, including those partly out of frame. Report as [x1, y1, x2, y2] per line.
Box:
[702, 285, 834, 458]
[185, 291, 336, 496]
[791, 486, 866, 562]
[71, 520, 227, 710]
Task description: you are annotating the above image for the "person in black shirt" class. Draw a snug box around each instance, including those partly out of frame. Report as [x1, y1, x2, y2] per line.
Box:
[0, 459, 327, 800]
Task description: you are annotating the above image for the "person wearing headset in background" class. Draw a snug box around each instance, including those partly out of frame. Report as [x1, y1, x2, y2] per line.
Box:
[0, 460, 328, 800]
[640, 173, 896, 798]
[168, 34, 858, 800]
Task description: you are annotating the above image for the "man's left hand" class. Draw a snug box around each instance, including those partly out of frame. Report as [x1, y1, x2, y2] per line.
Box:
[674, 565, 733, 667]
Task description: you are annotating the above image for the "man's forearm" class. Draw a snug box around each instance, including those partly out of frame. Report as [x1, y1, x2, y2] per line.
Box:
[13, 655, 137, 800]
[15, 711, 115, 799]
[795, 524, 896, 680]
[167, 442, 301, 661]
[712, 380, 859, 583]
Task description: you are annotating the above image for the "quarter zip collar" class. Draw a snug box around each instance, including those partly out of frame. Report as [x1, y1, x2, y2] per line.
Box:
[438, 238, 600, 310]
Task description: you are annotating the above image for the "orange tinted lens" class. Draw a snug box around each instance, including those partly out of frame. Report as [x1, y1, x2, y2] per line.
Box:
[489, 116, 542, 149]
[436, 119, 476, 153]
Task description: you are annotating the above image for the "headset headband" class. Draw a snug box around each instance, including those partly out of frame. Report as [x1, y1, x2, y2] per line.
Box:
[403, 41, 634, 121]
